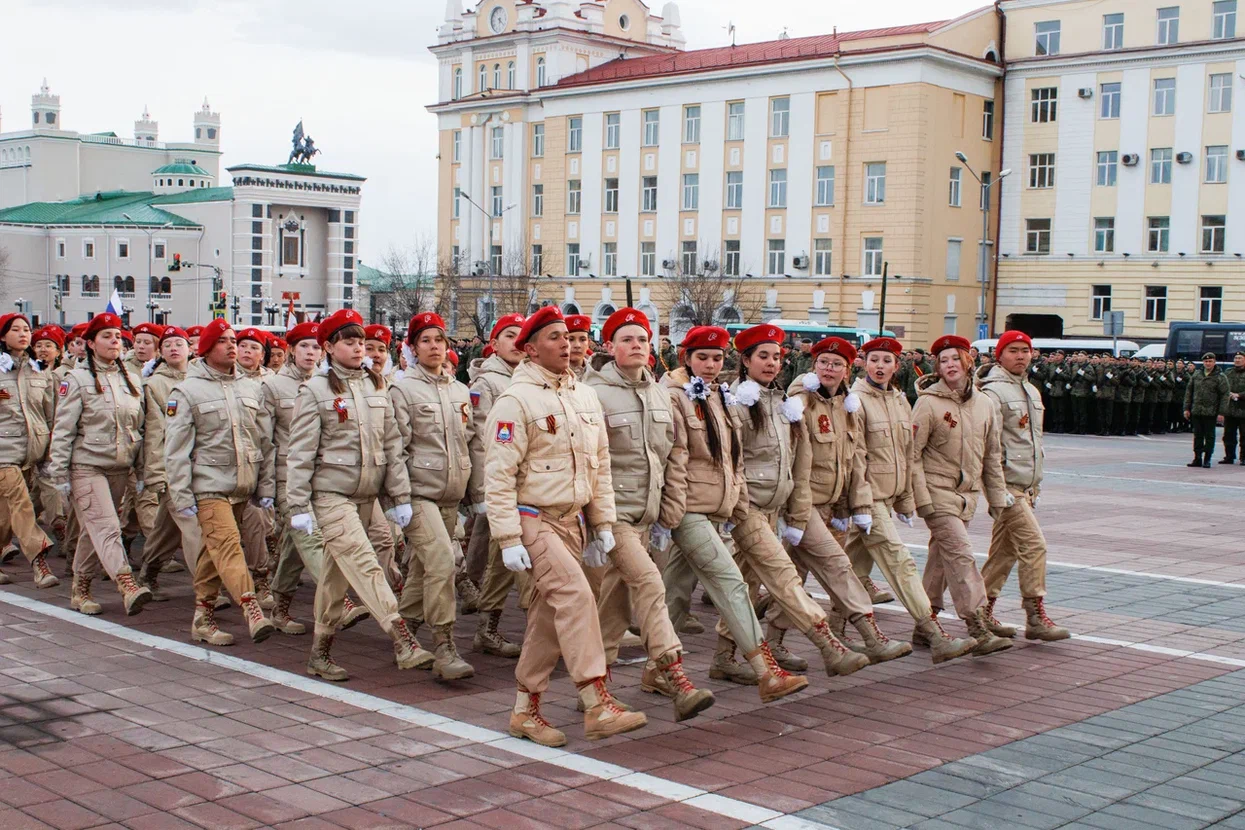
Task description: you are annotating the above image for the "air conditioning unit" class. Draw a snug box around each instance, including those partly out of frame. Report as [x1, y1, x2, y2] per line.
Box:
[1077, 87, 1094, 99]
[1176, 151, 1193, 164]
[703, 259, 719, 272]
[792, 255, 810, 270]
[1121, 153, 1139, 166]
[1236, 149, 1245, 161]
[661, 258, 677, 270]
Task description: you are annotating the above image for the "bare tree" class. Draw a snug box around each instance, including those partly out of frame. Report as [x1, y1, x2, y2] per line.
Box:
[450, 234, 543, 339]
[654, 242, 764, 336]
[372, 235, 438, 328]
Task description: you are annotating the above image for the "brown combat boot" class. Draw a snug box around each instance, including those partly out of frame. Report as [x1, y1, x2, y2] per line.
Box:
[272, 592, 306, 635]
[214, 594, 232, 611]
[766, 623, 809, 672]
[509, 689, 566, 747]
[679, 612, 705, 635]
[239, 592, 276, 643]
[806, 619, 871, 677]
[709, 635, 757, 685]
[252, 570, 275, 610]
[160, 558, 185, 573]
[473, 610, 521, 658]
[70, 574, 102, 615]
[390, 619, 435, 670]
[455, 572, 481, 614]
[0, 570, 9, 584]
[744, 642, 810, 703]
[307, 633, 348, 681]
[30, 551, 59, 589]
[911, 607, 939, 647]
[191, 600, 235, 647]
[915, 614, 975, 664]
[1023, 597, 1070, 641]
[578, 677, 648, 740]
[641, 652, 715, 722]
[114, 567, 153, 616]
[851, 613, 913, 663]
[341, 594, 370, 630]
[985, 596, 1017, 638]
[860, 576, 894, 604]
[431, 623, 474, 681]
[964, 608, 1014, 657]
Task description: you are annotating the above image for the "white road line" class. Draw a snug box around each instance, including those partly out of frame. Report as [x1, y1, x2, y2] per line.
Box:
[0, 590, 835, 830]
[1126, 461, 1195, 468]
[1045, 470, 1245, 491]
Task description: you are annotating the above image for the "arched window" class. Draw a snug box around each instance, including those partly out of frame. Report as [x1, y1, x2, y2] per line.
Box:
[149, 276, 161, 294]
[507, 61, 515, 89]
[114, 275, 125, 291]
[493, 63, 501, 89]
[159, 277, 171, 294]
[82, 274, 98, 294]
[592, 302, 617, 324]
[479, 64, 487, 91]
[561, 302, 581, 315]
[536, 57, 546, 87]
[713, 305, 742, 325]
[453, 67, 463, 99]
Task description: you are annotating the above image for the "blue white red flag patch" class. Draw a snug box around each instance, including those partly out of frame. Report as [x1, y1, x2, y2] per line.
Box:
[495, 421, 514, 443]
[470, 390, 481, 406]
[58, 381, 69, 397]
[166, 399, 179, 417]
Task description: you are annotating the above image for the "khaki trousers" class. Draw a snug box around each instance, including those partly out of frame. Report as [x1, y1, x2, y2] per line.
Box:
[70, 469, 131, 580]
[140, 489, 202, 576]
[270, 481, 325, 595]
[982, 488, 1048, 599]
[33, 471, 65, 529]
[725, 509, 826, 640]
[121, 471, 140, 539]
[311, 494, 401, 637]
[665, 513, 762, 654]
[241, 503, 273, 572]
[591, 522, 680, 665]
[478, 529, 533, 613]
[398, 500, 459, 627]
[0, 466, 51, 561]
[920, 514, 988, 617]
[135, 487, 160, 539]
[464, 513, 490, 584]
[845, 501, 933, 623]
[193, 499, 256, 604]
[367, 501, 401, 588]
[771, 505, 872, 630]
[514, 511, 606, 694]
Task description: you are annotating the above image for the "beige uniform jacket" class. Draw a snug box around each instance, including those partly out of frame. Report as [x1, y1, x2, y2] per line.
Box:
[849, 377, 915, 515]
[391, 362, 474, 507]
[140, 362, 186, 492]
[910, 376, 1009, 521]
[786, 376, 869, 524]
[49, 362, 144, 483]
[729, 380, 802, 520]
[585, 360, 680, 529]
[467, 355, 517, 504]
[285, 365, 410, 516]
[164, 360, 275, 513]
[978, 364, 1045, 494]
[261, 361, 311, 486]
[0, 356, 54, 469]
[483, 359, 615, 550]
[661, 368, 747, 525]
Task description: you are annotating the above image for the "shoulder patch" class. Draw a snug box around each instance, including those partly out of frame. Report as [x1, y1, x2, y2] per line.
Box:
[495, 421, 514, 443]
[165, 399, 179, 417]
[470, 390, 481, 406]
[58, 380, 70, 397]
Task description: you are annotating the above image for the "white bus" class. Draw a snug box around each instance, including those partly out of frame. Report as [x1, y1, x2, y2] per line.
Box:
[972, 337, 1140, 357]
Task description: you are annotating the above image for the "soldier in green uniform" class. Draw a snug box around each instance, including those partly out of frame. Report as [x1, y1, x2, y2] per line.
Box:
[1112, 357, 1133, 435]
[1184, 352, 1230, 467]
[1170, 361, 1187, 432]
[1222, 351, 1245, 464]
[1068, 352, 1094, 434]
[1153, 361, 1174, 434]
[1044, 351, 1068, 433]
[1095, 356, 1118, 435]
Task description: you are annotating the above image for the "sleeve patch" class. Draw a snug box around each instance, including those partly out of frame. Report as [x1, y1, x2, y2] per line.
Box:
[495, 421, 514, 443]
[470, 390, 481, 406]
[58, 380, 69, 397]
[165, 399, 179, 417]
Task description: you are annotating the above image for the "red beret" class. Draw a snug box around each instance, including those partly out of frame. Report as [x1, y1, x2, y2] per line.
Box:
[446, 349, 459, 367]
[160, 326, 189, 344]
[34, 325, 65, 348]
[197, 318, 233, 356]
[490, 313, 525, 341]
[734, 324, 785, 353]
[119, 329, 134, 345]
[271, 338, 288, 351]
[317, 309, 365, 346]
[185, 325, 205, 338]
[680, 326, 730, 351]
[86, 313, 125, 341]
[70, 323, 89, 339]
[648, 352, 656, 368]
[861, 336, 902, 356]
[131, 323, 163, 340]
[0, 313, 26, 336]
[237, 327, 266, 345]
[364, 324, 392, 345]
[565, 314, 592, 333]
[407, 312, 446, 342]
[482, 344, 494, 358]
[930, 335, 972, 355]
[996, 330, 1032, 352]
[602, 307, 651, 343]
[515, 306, 565, 348]
[286, 322, 318, 345]
[812, 336, 857, 363]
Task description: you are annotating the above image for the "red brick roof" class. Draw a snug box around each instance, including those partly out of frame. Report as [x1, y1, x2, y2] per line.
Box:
[553, 21, 949, 88]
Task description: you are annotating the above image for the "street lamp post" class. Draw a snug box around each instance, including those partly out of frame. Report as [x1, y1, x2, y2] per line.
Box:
[458, 192, 517, 333]
[146, 300, 162, 322]
[122, 215, 174, 327]
[954, 152, 1011, 339]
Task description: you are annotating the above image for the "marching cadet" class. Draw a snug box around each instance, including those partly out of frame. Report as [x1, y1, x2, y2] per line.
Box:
[585, 308, 715, 721]
[565, 314, 593, 379]
[235, 327, 276, 607]
[389, 312, 475, 682]
[66, 324, 88, 368]
[483, 306, 647, 746]
[911, 335, 1012, 657]
[844, 337, 976, 663]
[1224, 352, 1245, 464]
[48, 313, 153, 616]
[266, 336, 288, 372]
[661, 326, 809, 701]
[1184, 351, 1231, 468]
[185, 324, 204, 356]
[164, 319, 277, 644]
[30, 325, 70, 541]
[124, 323, 165, 543]
[285, 309, 428, 680]
[977, 331, 1069, 640]
[0, 314, 58, 588]
[361, 323, 403, 590]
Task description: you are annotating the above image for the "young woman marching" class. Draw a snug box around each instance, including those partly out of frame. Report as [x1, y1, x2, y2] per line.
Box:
[661, 326, 808, 702]
[236, 328, 276, 608]
[47, 313, 153, 615]
[30, 325, 70, 549]
[843, 337, 974, 664]
[910, 335, 1013, 657]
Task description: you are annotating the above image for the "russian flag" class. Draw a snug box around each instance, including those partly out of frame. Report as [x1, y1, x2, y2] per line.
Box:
[105, 288, 125, 317]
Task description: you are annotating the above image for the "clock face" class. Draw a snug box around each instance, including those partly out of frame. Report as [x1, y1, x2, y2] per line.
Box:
[490, 7, 507, 34]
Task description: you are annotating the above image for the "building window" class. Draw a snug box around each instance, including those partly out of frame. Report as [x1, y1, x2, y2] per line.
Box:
[604, 178, 619, 213]
[1029, 153, 1055, 189]
[453, 67, 463, 99]
[982, 100, 995, 139]
[536, 57, 546, 87]
[726, 171, 744, 209]
[532, 244, 543, 274]
[1151, 148, 1173, 183]
[567, 243, 581, 274]
[865, 162, 886, 204]
[1025, 219, 1052, 254]
[1153, 78, 1176, 116]
[724, 240, 741, 276]
[493, 64, 501, 89]
[727, 102, 745, 141]
[1091, 284, 1112, 320]
[152, 241, 165, 259]
[507, 61, 515, 89]
[642, 177, 658, 212]
[770, 97, 790, 138]
[816, 166, 835, 206]
[980, 171, 992, 210]
[452, 187, 461, 219]
[1202, 215, 1226, 253]
[567, 180, 581, 214]
[1103, 12, 1124, 49]
[532, 123, 545, 157]
[1031, 87, 1058, 123]
[641, 242, 656, 276]
[491, 126, 504, 159]
[603, 242, 617, 276]
[682, 241, 699, 275]
[56, 239, 66, 259]
[863, 237, 884, 276]
[767, 239, 785, 275]
[1213, 0, 1236, 38]
[948, 167, 962, 206]
[490, 245, 502, 275]
[479, 64, 487, 91]
[532, 184, 543, 217]
[1035, 20, 1061, 55]
[1148, 217, 1170, 252]
[452, 130, 461, 162]
[945, 239, 962, 280]
[1101, 82, 1121, 118]
[769, 169, 787, 208]
[1206, 145, 1229, 183]
[491, 186, 504, 217]
[116, 240, 129, 260]
[605, 113, 620, 149]
[1200, 286, 1224, 322]
[814, 238, 833, 276]
[82, 275, 99, 295]
[1097, 151, 1118, 186]
[643, 110, 660, 146]
[567, 117, 582, 152]
[1145, 286, 1168, 322]
[682, 174, 699, 210]
[1157, 6, 1180, 44]
[1094, 217, 1115, 253]
[684, 105, 701, 144]
[1209, 74, 1233, 113]
[83, 239, 95, 259]
[283, 235, 300, 266]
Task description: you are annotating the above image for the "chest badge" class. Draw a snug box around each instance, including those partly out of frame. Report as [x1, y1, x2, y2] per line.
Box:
[496, 421, 514, 443]
[546, 414, 558, 435]
[818, 414, 830, 434]
[460, 402, 470, 425]
[333, 397, 350, 423]
[1018, 413, 1030, 428]
[943, 411, 958, 429]
[0, 389, 9, 401]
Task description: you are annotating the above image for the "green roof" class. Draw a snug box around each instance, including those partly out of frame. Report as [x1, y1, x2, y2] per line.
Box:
[359, 262, 433, 291]
[227, 162, 366, 182]
[152, 161, 211, 176]
[0, 190, 200, 227]
[150, 186, 234, 205]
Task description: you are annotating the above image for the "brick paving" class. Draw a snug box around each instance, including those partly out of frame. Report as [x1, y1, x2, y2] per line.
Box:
[0, 430, 1243, 828]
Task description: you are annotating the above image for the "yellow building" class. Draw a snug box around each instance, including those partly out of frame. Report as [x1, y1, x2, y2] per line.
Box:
[428, 0, 1005, 345]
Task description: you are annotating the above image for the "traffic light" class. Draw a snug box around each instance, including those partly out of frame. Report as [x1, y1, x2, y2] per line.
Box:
[169, 253, 182, 272]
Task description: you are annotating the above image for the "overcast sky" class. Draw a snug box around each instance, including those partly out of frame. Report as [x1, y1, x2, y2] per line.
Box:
[1, 0, 988, 261]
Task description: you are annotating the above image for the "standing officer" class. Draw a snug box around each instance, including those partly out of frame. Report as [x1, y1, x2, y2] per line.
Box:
[1185, 352, 1231, 467]
[1223, 352, 1245, 464]
[1068, 353, 1094, 434]
[1094, 356, 1118, 436]
[565, 314, 593, 379]
[485, 306, 647, 747]
[1044, 351, 1067, 434]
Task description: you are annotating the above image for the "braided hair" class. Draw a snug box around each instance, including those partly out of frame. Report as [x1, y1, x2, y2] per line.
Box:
[325, 324, 384, 395]
[682, 358, 742, 470]
[85, 337, 141, 397]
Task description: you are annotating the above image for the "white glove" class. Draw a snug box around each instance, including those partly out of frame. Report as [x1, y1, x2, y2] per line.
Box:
[471, 502, 487, 516]
[650, 525, 673, 552]
[830, 516, 849, 533]
[502, 544, 531, 572]
[1092, 385, 1098, 393]
[54, 481, 72, 497]
[291, 512, 315, 533]
[386, 503, 413, 529]
[582, 540, 609, 568]
[781, 524, 804, 547]
[722, 521, 736, 534]
[1004, 491, 1016, 509]
[177, 505, 199, 519]
[1033, 495, 1041, 509]
[596, 530, 616, 554]
[254, 497, 274, 510]
[896, 512, 915, 528]
[135, 480, 145, 494]
[851, 513, 873, 535]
